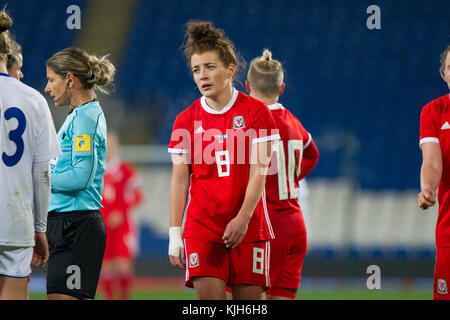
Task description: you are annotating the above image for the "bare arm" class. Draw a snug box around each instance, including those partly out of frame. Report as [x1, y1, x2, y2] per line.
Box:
[168, 153, 190, 269]
[418, 142, 442, 210]
[223, 141, 272, 248]
[31, 159, 51, 268]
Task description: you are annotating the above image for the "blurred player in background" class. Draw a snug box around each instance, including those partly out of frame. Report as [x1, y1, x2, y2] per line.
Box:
[44, 47, 115, 300]
[418, 44, 450, 300]
[6, 39, 23, 80]
[246, 49, 319, 299]
[0, 11, 60, 299]
[168, 21, 279, 300]
[100, 131, 144, 300]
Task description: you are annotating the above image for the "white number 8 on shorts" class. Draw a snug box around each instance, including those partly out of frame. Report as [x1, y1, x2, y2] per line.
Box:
[253, 247, 264, 274]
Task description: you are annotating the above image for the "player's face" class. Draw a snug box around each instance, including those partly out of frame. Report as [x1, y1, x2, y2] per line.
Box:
[8, 54, 23, 80]
[444, 51, 450, 91]
[45, 66, 68, 107]
[191, 50, 234, 100]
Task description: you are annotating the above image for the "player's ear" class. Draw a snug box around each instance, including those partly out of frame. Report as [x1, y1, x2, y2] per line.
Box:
[245, 80, 251, 93]
[279, 83, 285, 96]
[227, 64, 236, 78]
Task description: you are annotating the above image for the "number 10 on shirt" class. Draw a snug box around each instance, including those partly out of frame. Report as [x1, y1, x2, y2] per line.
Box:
[272, 140, 303, 201]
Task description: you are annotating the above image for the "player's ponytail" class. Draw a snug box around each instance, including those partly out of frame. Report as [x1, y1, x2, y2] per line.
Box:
[182, 20, 244, 79]
[439, 45, 450, 81]
[247, 49, 284, 98]
[0, 10, 13, 62]
[47, 47, 116, 94]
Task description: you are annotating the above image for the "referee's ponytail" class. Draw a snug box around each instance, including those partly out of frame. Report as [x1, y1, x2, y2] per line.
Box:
[47, 47, 116, 95]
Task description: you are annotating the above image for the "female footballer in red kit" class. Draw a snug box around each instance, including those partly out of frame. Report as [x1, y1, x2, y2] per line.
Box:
[168, 21, 279, 300]
[246, 49, 319, 299]
[418, 45, 450, 300]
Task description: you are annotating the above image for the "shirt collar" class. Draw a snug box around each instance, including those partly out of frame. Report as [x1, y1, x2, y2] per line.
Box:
[200, 87, 238, 114]
[267, 103, 284, 110]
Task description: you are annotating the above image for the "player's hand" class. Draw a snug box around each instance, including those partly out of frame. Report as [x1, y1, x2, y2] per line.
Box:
[417, 189, 436, 210]
[31, 232, 49, 268]
[168, 227, 185, 270]
[223, 215, 250, 249]
[108, 210, 124, 229]
[169, 247, 186, 270]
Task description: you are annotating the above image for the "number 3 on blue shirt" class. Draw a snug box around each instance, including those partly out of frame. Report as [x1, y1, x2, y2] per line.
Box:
[1, 107, 26, 167]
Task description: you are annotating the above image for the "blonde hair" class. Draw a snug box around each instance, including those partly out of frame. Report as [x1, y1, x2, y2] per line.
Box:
[46, 47, 116, 94]
[440, 45, 450, 80]
[247, 49, 284, 98]
[0, 10, 13, 62]
[7, 39, 21, 70]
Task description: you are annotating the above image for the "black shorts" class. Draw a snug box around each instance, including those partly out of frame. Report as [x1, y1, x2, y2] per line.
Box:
[46, 210, 106, 300]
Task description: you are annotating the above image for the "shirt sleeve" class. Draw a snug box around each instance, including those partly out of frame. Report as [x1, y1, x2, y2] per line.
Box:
[419, 103, 440, 146]
[51, 112, 99, 192]
[296, 118, 313, 150]
[168, 113, 191, 154]
[251, 103, 280, 144]
[32, 159, 50, 232]
[33, 95, 61, 162]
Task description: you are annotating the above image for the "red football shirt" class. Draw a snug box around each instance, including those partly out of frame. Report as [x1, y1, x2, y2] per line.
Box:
[101, 157, 143, 235]
[420, 93, 450, 247]
[265, 103, 315, 237]
[168, 88, 280, 244]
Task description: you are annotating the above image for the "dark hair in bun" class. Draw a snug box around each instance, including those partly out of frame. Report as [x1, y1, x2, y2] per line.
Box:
[182, 21, 243, 78]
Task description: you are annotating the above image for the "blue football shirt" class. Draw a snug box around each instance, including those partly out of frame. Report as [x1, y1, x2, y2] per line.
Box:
[49, 100, 107, 212]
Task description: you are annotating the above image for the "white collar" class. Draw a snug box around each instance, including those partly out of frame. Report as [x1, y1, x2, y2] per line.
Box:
[267, 103, 284, 110]
[200, 87, 239, 114]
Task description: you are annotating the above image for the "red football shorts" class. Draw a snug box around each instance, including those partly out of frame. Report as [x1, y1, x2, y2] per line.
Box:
[266, 233, 307, 299]
[183, 238, 271, 289]
[434, 245, 450, 300]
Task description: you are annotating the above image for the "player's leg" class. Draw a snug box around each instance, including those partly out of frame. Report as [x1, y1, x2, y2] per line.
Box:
[230, 284, 264, 300]
[266, 233, 307, 300]
[115, 257, 134, 300]
[433, 245, 450, 300]
[113, 229, 136, 300]
[0, 246, 33, 300]
[99, 226, 115, 300]
[184, 238, 229, 300]
[225, 286, 233, 299]
[229, 241, 270, 300]
[100, 260, 114, 300]
[0, 277, 29, 300]
[193, 277, 227, 300]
